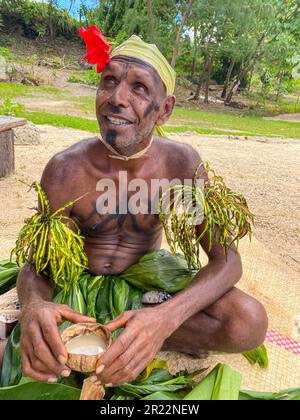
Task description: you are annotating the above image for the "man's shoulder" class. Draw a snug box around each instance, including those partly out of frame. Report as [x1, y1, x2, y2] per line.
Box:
[42, 137, 98, 181]
[154, 135, 203, 180]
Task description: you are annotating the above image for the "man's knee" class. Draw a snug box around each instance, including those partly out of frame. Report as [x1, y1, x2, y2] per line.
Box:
[225, 294, 268, 352]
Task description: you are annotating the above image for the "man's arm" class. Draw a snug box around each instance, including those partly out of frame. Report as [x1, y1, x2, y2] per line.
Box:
[17, 155, 94, 383]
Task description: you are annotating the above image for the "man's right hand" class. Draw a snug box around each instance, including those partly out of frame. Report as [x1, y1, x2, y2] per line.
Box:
[19, 300, 95, 382]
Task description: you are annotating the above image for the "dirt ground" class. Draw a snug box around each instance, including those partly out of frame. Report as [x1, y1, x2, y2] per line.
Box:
[0, 125, 299, 275]
[265, 113, 300, 123]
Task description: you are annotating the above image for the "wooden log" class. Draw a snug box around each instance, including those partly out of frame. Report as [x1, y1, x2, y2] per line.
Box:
[0, 117, 27, 133]
[0, 130, 14, 177]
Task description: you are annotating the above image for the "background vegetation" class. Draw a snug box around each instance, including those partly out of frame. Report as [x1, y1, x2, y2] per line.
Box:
[0, 0, 299, 106]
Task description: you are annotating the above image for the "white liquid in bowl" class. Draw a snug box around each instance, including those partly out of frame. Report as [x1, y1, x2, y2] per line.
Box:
[66, 334, 107, 356]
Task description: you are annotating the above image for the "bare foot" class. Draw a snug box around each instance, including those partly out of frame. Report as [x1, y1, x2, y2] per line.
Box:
[0, 339, 8, 372]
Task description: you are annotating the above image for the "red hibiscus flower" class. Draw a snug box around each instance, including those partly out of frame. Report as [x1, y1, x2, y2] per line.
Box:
[79, 25, 111, 73]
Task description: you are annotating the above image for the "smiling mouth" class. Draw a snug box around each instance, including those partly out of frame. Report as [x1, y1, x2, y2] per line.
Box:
[104, 115, 133, 127]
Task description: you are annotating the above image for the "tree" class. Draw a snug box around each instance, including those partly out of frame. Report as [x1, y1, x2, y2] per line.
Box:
[147, 0, 154, 43]
[171, 0, 193, 68]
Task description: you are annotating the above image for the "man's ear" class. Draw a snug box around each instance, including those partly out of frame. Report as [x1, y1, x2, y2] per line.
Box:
[156, 95, 176, 126]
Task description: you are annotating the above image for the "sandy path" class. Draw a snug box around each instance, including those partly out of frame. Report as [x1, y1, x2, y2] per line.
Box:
[0, 125, 299, 274]
[264, 113, 300, 123]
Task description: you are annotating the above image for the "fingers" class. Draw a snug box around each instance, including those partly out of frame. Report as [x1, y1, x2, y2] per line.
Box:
[58, 305, 96, 325]
[102, 351, 149, 387]
[38, 324, 71, 375]
[21, 352, 57, 383]
[100, 326, 137, 368]
[105, 311, 132, 333]
[97, 338, 144, 379]
[41, 318, 69, 365]
[21, 325, 70, 379]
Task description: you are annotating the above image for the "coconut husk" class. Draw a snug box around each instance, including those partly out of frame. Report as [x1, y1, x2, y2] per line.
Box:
[61, 322, 112, 373]
[80, 378, 105, 400]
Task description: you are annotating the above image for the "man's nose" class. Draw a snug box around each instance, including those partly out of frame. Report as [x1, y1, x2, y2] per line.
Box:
[108, 82, 130, 108]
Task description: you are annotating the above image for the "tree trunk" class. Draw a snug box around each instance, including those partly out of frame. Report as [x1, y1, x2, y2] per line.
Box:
[221, 58, 235, 99]
[0, 130, 14, 177]
[48, 1, 55, 41]
[171, 0, 193, 68]
[190, 25, 197, 79]
[193, 52, 208, 100]
[147, 0, 154, 43]
[204, 57, 213, 104]
[276, 71, 284, 101]
[193, 72, 205, 100]
[247, 64, 254, 91]
[225, 64, 247, 104]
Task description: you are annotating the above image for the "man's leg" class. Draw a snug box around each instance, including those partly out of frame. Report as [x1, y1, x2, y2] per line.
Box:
[161, 288, 268, 357]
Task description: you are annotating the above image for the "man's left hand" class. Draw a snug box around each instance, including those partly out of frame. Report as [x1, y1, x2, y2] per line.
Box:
[92, 307, 176, 386]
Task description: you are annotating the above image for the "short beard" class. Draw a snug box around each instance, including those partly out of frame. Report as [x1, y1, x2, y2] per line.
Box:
[106, 128, 152, 156]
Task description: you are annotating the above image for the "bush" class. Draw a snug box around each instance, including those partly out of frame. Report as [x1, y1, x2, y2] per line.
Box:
[0, 1, 79, 40]
[68, 69, 100, 86]
[0, 97, 25, 116]
[0, 46, 12, 61]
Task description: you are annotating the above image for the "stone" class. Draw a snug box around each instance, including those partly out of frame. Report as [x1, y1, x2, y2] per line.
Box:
[13, 122, 41, 145]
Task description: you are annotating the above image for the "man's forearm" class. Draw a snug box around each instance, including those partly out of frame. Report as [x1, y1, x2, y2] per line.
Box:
[159, 249, 242, 329]
[17, 263, 54, 308]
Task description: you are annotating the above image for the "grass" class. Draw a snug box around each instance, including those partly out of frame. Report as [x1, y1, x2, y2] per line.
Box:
[0, 82, 68, 100]
[171, 107, 300, 138]
[13, 110, 299, 139]
[18, 111, 100, 132]
[1, 81, 300, 139]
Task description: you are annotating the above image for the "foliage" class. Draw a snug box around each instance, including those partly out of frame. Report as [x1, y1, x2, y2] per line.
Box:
[0, 97, 24, 116]
[242, 345, 269, 368]
[0, 0, 79, 40]
[0, 46, 12, 60]
[67, 69, 100, 86]
[158, 163, 254, 270]
[1, 0, 299, 103]
[11, 182, 88, 295]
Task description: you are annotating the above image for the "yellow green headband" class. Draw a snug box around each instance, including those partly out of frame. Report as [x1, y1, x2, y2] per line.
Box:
[110, 35, 176, 96]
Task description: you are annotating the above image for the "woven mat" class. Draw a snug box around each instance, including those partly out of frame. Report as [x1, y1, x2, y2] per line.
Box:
[161, 237, 300, 392]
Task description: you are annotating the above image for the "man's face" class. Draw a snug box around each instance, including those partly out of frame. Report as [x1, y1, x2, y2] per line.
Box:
[96, 56, 171, 154]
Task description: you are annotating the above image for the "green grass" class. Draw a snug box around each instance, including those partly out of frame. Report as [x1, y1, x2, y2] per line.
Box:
[13, 110, 299, 138]
[0, 82, 68, 99]
[18, 111, 99, 132]
[2, 80, 300, 138]
[171, 107, 300, 138]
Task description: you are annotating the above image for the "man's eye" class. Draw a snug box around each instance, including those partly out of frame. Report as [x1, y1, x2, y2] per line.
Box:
[105, 76, 117, 83]
[134, 83, 147, 92]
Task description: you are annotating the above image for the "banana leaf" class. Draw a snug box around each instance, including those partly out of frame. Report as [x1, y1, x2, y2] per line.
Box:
[86, 275, 104, 319]
[120, 250, 196, 293]
[0, 381, 80, 400]
[141, 391, 181, 400]
[0, 260, 18, 269]
[78, 273, 93, 305]
[95, 276, 113, 324]
[0, 267, 19, 294]
[68, 283, 86, 315]
[143, 359, 168, 381]
[115, 368, 193, 399]
[0, 324, 22, 387]
[183, 364, 241, 400]
[239, 388, 300, 400]
[242, 344, 268, 368]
